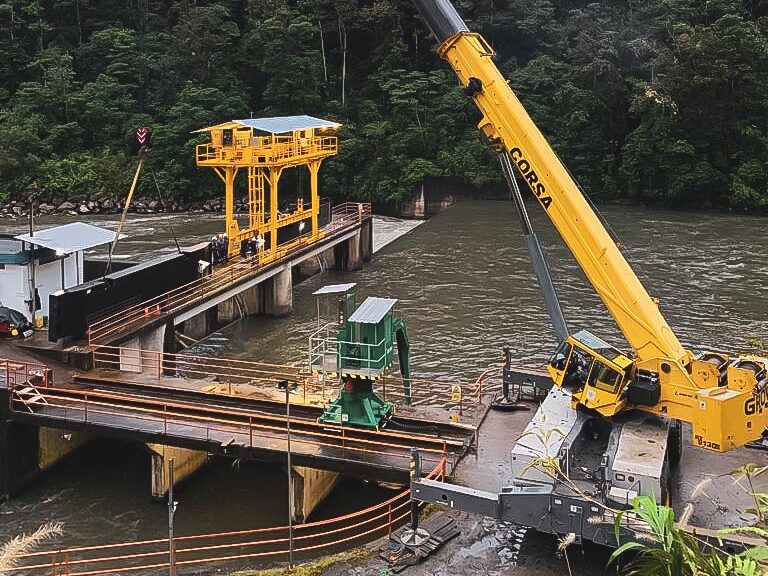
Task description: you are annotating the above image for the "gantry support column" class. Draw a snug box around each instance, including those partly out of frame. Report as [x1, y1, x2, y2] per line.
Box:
[308, 161, 321, 237]
[268, 167, 284, 257]
[214, 166, 240, 256]
[247, 167, 265, 231]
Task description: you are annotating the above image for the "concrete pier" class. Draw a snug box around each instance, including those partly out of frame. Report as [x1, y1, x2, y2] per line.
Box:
[120, 323, 172, 374]
[147, 443, 208, 499]
[361, 219, 373, 263]
[0, 398, 91, 500]
[39, 427, 91, 471]
[338, 230, 363, 271]
[179, 308, 217, 341]
[263, 267, 293, 317]
[291, 466, 340, 522]
[218, 294, 248, 324]
[240, 284, 260, 315]
[335, 221, 373, 271]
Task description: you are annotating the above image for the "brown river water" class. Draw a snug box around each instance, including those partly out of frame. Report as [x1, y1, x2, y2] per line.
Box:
[0, 202, 766, 572]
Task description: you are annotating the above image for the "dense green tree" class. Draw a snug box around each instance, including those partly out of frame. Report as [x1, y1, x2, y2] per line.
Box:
[0, 0, 765, 212]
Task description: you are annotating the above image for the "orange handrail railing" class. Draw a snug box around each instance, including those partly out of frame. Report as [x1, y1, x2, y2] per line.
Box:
[88, 203, 371, 346]
[7, 456, 448, 575]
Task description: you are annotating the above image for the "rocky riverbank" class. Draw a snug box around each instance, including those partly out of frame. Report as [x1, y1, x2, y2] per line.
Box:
[0, 196, 234, 218]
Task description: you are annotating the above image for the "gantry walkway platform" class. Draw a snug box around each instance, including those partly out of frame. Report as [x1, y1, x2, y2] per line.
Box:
[86, 203, 371, 346]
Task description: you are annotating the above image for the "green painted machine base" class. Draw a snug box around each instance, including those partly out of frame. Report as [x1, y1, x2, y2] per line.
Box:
[319, 390, 393, 429]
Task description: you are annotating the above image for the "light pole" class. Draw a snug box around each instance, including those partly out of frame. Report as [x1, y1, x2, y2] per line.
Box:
[168, 458, 177, 576]
[285, 380, 294, 568]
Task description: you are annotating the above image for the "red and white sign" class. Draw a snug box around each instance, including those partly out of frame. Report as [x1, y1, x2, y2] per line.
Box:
[136, 126, 149, 146]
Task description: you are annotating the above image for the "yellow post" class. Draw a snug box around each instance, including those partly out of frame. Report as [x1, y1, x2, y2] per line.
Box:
[309, 160, 321, 237]
[268, 167, 283, 256]
[224, 167, 239, 256]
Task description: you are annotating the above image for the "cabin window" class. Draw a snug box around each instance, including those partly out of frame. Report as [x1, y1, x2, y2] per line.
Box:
[549, 341, 572, 371]
[564, 347, 594, 387]
[588, 361, 623, 393]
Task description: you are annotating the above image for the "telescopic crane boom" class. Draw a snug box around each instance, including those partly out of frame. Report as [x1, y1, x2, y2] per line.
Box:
[414, 0, 768, 452]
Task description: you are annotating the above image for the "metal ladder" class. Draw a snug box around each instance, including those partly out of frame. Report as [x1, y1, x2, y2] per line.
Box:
[13, 384, 50, 413]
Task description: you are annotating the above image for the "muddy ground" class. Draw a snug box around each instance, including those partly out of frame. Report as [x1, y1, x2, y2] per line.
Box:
[322, 509, 613, 576]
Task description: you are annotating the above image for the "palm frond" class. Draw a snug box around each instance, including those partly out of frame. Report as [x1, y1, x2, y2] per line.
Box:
[0, 522, 63, 572]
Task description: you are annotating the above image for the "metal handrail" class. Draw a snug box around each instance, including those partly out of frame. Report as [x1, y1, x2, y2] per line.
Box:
[88, 203, 371, 345]
[7, 456, 447, 575]
[91, 346, 484, 409]
[8, 382, 456, 463]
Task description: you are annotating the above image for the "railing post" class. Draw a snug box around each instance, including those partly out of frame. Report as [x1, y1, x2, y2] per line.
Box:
[84, 394, 88, 422]
[387, 503, 393, 539]
[409, 447, 421, 531]
[171, 538, 178, 576]
[442, 442, 447, 479]
[249, 416, 253, 448]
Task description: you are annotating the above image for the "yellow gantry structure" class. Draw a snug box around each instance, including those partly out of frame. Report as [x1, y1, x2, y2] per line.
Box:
[195, 115, 340, 262]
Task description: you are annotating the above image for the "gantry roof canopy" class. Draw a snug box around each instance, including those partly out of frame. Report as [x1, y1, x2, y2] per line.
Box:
[195, 115, 340, 135]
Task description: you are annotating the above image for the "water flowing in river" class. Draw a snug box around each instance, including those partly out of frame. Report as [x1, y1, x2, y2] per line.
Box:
[0, 202, 765, 567]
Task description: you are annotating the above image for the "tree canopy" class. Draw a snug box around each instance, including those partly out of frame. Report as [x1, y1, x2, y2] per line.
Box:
[0, 0, 766, 210]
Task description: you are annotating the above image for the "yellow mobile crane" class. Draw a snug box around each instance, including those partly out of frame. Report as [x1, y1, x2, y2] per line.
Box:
[413, 0, 768, 453]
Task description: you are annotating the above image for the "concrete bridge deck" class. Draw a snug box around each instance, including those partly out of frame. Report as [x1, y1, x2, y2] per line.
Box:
[87, 204, 373, 348]
[1, 358, 477, 485]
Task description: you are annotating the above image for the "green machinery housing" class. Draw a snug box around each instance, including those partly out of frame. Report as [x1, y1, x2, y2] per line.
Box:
[309, 283, 411, 429]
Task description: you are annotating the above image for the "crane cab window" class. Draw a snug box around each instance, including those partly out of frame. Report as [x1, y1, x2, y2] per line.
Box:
[587, 361, 624, 393]
[564, 347, 594, 389]
[549, 341, 572, 371]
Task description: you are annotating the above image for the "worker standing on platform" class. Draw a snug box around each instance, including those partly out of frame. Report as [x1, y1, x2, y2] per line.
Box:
[210, 236, 218, 266]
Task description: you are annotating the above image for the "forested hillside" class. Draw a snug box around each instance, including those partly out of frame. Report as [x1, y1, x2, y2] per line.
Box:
[1, 0, 767, 210]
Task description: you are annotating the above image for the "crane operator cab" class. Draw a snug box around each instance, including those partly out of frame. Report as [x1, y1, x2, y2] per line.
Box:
[547, 330, 633, 417]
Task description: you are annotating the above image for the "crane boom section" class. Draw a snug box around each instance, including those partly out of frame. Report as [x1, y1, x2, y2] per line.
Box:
[433, 32, 686, 364]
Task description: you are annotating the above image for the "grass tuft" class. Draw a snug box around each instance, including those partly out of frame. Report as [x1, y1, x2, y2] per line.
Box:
[235, 547, 372, 576]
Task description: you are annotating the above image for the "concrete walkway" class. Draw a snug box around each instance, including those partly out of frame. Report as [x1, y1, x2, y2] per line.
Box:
[373, 215, 424, 253]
